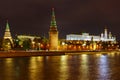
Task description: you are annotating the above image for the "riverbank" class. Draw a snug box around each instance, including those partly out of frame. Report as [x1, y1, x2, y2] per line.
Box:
[0, 50, 119, 58]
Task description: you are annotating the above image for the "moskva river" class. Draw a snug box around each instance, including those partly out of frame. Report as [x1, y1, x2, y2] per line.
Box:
[0, 52, 120, 80]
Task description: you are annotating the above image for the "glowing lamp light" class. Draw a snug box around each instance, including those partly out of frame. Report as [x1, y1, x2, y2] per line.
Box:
[82, 43, 86, 46]
[62, 42, 65, 45]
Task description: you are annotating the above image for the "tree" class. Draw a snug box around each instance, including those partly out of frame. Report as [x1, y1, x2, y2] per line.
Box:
[22, 39, 32, 50]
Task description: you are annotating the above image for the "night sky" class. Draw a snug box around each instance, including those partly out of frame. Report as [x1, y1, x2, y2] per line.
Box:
[0, 0, 120, 40]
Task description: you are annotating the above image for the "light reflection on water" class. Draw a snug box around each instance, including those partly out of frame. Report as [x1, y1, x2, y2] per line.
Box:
[4, 58, 14, 80]
[28, 57, 43, 80]
[79, 54, 89, 80]
[0, 52, 120, 80]
[97, 55, 110, 80]
[59, 55, 69, 80]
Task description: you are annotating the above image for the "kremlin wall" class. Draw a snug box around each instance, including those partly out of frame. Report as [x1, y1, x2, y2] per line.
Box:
[1, 8, 120, 51]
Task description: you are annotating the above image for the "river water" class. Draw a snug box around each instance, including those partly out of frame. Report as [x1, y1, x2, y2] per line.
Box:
[0, 52, 120, 80]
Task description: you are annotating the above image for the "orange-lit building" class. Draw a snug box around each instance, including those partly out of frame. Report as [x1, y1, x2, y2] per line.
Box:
[59, 28, 117, 51]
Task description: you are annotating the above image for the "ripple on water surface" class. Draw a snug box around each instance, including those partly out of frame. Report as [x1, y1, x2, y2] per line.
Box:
[0, 52, 120, 80]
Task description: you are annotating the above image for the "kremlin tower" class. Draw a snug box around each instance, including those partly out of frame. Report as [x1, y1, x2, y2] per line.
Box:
[3, 21, 13, 43]
[3, 20, 13, 50]
[49, 8, 58, 50]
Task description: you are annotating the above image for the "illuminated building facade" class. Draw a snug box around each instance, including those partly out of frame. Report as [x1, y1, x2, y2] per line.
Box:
[49, 8, 58, 50]
[17, 35, 40, 47]
[17, 35, 40, 41]
[66, 28, 116, 42]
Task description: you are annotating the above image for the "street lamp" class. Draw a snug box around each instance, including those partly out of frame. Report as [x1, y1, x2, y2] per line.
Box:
[32, 41, 35, 50]
[38, 43, 41, 50]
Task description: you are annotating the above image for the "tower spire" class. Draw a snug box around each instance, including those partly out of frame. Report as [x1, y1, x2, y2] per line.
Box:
[50, 8, 57, 27]
[5, 20, 10, 32]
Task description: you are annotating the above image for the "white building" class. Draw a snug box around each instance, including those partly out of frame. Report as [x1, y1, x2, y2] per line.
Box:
[66, 28, 116, 42]
[17, 35, 40, 41]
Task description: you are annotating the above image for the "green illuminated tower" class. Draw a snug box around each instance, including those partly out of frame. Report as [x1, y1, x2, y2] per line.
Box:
[3, 20, 13, 50]
[49, 8, 58, 50]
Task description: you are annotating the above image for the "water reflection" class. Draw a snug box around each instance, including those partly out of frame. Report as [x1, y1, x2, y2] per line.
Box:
[4, 58, 14, 80]
[79, 54, 89, 80]
[59, 55, 69, 80]
[0, 52, 120, 80]
[97, 55, 110, 80]
[28, 57, 44, 80]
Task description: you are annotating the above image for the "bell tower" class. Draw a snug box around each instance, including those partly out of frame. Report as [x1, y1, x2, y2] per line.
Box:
[49, 8, 58, 50]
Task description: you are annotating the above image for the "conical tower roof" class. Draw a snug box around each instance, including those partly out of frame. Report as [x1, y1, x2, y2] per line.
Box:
[50, 8, 57, 27]
[5, 20, 10, 31]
